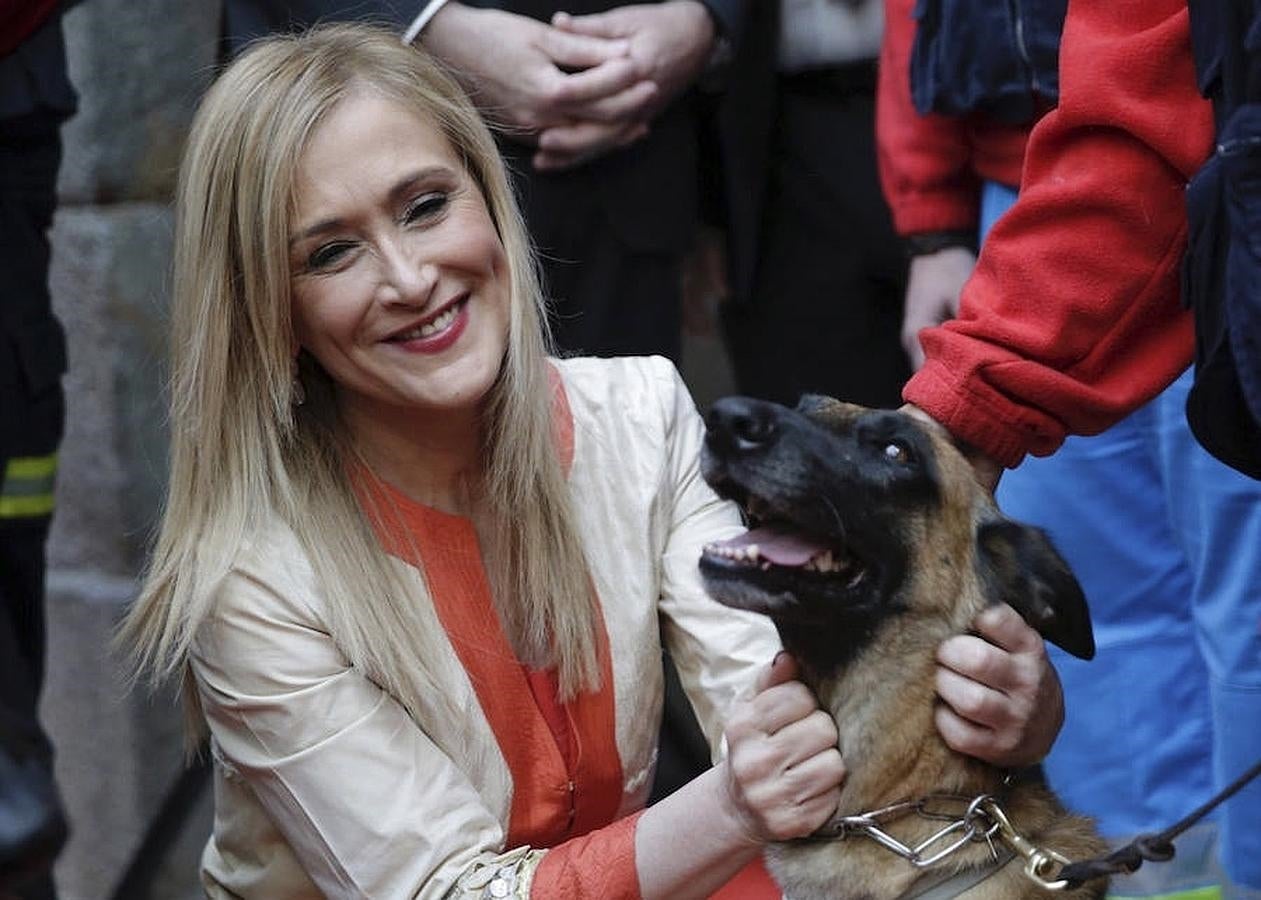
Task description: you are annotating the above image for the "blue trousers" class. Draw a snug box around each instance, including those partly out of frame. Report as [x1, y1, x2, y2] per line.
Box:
[983, 182, 1261, 897]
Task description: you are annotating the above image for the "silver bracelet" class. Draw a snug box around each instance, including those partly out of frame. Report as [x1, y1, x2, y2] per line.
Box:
[452, 846, 544, 900]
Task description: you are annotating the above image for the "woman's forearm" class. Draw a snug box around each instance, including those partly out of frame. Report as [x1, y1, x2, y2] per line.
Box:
[634, 762, 762, 898]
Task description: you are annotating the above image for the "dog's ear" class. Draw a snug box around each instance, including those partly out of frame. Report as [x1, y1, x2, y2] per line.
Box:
[976, 520, 1096, 660]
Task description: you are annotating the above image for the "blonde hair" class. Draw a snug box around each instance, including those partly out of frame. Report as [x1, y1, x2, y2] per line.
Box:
[120, 24, 600, 734]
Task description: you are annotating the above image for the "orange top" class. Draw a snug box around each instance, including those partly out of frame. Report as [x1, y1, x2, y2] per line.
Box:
[356, 368, 779, 898]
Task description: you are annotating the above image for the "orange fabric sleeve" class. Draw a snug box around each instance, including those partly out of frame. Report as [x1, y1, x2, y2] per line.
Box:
[531, 811, 644, 900]
[904, 0, 1214, 466]
[532, 824, 782, 900]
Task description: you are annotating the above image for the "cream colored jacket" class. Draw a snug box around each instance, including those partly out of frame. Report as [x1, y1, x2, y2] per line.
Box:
[191, 356, 781, 899]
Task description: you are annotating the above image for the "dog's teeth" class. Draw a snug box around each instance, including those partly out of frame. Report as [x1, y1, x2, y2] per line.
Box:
[746, 544, 760, 561]
[847, 568, 866, 588]
[760, 561, 771, 570]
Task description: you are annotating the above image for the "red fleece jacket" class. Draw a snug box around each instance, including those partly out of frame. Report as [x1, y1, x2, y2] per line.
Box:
[876, 0, 1033, 237]
[902, 0, 1215, 468]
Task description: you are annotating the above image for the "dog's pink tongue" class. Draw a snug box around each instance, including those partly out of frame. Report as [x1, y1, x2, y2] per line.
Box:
[718, 525, 829, 566]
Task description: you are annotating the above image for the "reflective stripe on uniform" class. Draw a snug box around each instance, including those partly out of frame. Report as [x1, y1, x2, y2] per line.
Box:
[0, 453, 57, 518]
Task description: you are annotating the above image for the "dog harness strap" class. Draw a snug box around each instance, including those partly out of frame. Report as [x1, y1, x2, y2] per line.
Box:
[896, 847, 1017, 900]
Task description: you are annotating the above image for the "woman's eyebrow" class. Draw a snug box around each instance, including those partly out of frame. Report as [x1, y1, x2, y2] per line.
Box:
[289, 216, 344, 247]
[387, 165, 451, 205]
[289, 166, 455, 246]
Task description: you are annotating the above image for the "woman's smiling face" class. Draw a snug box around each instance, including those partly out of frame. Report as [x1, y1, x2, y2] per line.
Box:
[288, 89, 511, 432]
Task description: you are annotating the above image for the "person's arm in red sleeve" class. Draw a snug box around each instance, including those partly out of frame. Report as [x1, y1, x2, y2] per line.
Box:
[876, 0, 982, 238]
[904, 0, 1214, 468]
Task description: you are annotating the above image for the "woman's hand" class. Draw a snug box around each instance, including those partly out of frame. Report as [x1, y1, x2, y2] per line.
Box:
[934, 604, 1064, 768]
[721, 653, 846, 844]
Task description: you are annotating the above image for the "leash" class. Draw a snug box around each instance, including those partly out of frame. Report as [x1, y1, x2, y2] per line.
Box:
[1057, 756, 1261, 888]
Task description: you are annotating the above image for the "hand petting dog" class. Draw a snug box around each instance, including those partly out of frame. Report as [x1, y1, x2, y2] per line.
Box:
[936, 603, 1064, 769]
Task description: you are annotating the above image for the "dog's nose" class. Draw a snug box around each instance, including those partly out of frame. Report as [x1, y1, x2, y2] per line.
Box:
[705, 396, 779, 454]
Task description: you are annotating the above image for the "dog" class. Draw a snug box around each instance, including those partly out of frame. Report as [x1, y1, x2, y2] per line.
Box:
[699, 395, 1110, 899]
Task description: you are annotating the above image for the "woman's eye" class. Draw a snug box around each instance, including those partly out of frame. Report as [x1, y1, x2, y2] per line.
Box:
[404, 192, 447, 224]
[307, 241, 354, 271]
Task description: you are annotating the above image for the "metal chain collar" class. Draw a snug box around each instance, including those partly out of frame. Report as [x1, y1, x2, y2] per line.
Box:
[809, 791, 1073, 892]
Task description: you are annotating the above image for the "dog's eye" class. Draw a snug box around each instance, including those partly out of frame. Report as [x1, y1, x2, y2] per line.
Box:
[883, 441, 913, 464]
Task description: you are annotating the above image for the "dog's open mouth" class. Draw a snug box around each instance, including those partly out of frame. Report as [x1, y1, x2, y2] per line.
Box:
[701, 523, 867, 586]
[699, 491, 878, 618]
[698, 447, 888, 618]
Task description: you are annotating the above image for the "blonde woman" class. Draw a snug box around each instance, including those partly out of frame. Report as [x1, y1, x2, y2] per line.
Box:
[121, 24, 1063, 899]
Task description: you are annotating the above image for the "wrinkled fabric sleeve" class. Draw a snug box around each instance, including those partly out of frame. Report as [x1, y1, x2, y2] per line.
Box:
[651, 361, 782, 757]
[192, 568, 520, 899]
[876, 0, 982, 237]
[531, 814, 641, 899]
[193, 562, 644, 899]
[903, 0, 1214, 467]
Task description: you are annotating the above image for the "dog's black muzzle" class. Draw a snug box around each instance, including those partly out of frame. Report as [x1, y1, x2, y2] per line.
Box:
[705, 396, 781, 456]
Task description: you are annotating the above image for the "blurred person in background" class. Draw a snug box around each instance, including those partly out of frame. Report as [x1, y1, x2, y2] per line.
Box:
[888, 0, 1261, 895]
[717, 0, 910, 412]
[0, 2, 79, 898]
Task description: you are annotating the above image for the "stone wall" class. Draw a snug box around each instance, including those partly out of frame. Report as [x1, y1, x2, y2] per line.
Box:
[43, 2, 222, 897]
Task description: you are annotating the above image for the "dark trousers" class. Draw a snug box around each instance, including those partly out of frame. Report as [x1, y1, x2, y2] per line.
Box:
[500, 138, 688, 363]
[725, 65, 910, 409]
[544, 233, 682, 364]
[0, 111, 68, 900]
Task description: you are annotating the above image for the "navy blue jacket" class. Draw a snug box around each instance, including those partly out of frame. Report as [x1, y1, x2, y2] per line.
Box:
[908, 0, 1065, 123]
[1183, 0, 1261, 478]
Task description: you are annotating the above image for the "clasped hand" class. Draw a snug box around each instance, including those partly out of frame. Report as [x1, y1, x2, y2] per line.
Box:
[424, 2, 716, 171]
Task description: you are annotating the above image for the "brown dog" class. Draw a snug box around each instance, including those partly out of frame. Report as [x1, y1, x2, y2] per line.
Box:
[699, 396, 1110, 899]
